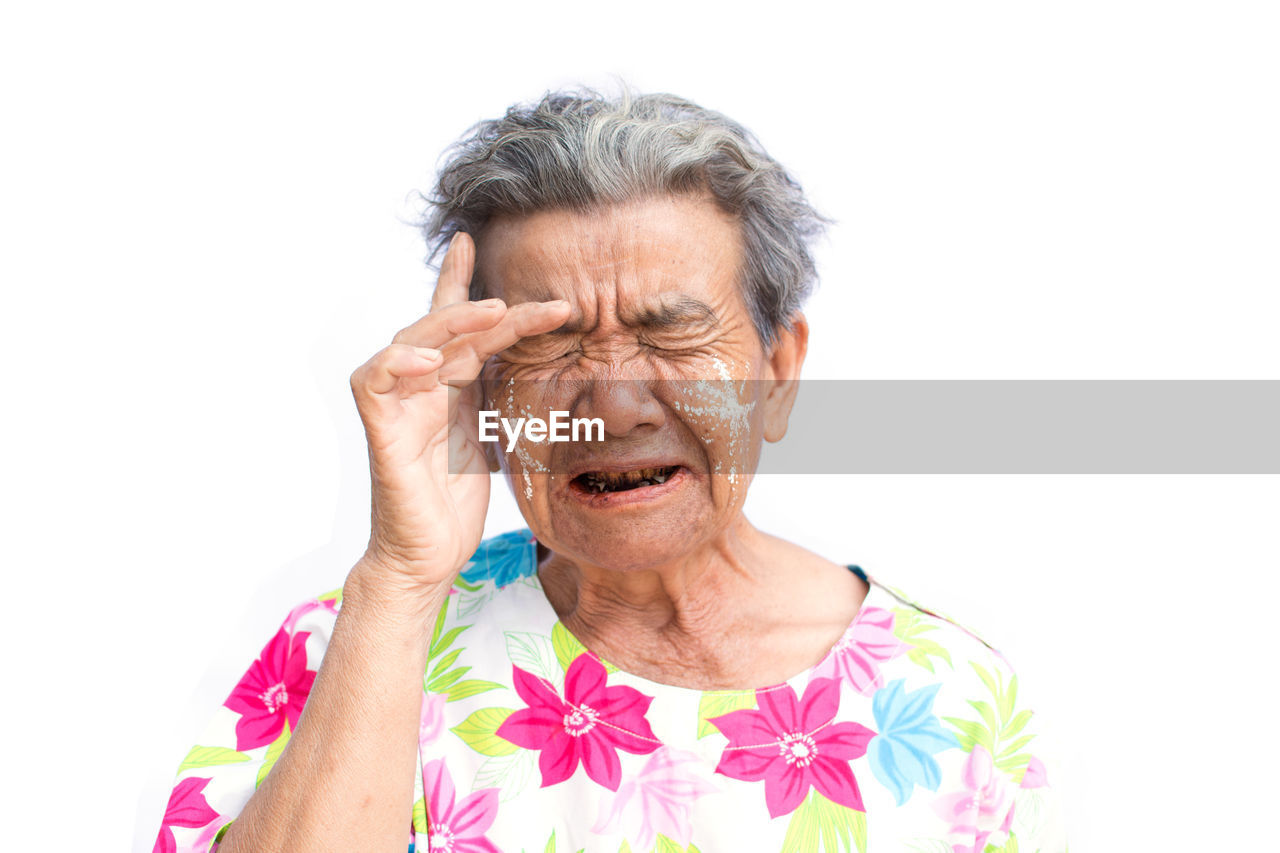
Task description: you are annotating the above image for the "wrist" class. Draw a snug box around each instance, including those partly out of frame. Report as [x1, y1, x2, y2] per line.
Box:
[342, 557, 453, 638]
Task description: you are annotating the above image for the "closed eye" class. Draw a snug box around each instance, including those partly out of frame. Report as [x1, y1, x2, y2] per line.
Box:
[498, 335, 582, 365]
[638, 330, 721, 354]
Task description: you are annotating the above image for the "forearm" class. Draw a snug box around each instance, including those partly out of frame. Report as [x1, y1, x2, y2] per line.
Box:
[218, 561, 445, 853]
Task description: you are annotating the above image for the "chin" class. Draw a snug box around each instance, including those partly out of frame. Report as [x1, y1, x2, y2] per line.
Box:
[539, 499, 719, 573]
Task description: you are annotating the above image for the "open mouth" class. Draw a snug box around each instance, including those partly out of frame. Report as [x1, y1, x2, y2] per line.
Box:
[572, 465, 680, 494]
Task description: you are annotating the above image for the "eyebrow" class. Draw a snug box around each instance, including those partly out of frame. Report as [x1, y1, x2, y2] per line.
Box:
[621, 296, 720, 329]
[541, 295, 720, 336]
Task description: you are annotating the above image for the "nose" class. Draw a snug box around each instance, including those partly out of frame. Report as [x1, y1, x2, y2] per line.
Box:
[572, 363, 666, 439]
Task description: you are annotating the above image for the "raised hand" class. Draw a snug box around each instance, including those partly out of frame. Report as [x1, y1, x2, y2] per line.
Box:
[348, 231, 569, 595]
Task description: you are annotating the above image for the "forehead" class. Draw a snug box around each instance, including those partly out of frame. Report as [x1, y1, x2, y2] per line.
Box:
[474, 194, 744, 307]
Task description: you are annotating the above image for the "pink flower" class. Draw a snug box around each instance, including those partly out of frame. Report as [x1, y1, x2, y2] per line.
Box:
[420, 692, 448, 747]
[422, 758, 500, 853]
[812, 606, 906, 695]
[709, 677, 876, 818]
[224, 627, 316, 750]
[497, 653, 660, 791]
[1021, 755, 1048, 789]
[933, 744, 1015, 853]
[152, 777, 218, 853]
[592, 747, 718, 850]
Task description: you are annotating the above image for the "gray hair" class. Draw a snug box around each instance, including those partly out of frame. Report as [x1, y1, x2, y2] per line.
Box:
[419, 86, 830, 345]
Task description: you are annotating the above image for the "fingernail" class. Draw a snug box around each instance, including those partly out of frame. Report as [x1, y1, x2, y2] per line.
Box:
[478, 298, 503, 308]
[414, 347, 442, 360]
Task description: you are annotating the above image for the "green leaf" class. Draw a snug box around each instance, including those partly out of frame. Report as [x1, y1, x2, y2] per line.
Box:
[543, 830, 556, 853]
[890, 607, 926, 639]
[412, 796, 427, 834]
[851, 808, 868, 853]
[445, 678, 503, 703]
[942, 717, 992, 752]
[995, 752, 1032, 777]
[317, 588, 342, 605]
[999, 734, 1034, 758]
[429, 626, 468, 662]
[781, 790, 864, 853]
[552, 621, 586, 672]
[428, 666, 470, 693]
[780, 791, 819, 852]
[905, 648, 938, 674]
[473, 750, 537, 802]
[892, 609, 953, 672]
[505, 631, 561, 684]
[696, 690, 757, 739]
[428, 605, 449, 651]
[655, 836, 685, 853]
[453, 574, 485, 592]
[922, 641, 953, 669]
[970, 662, 1000, 699]
[451, 707, 518, 756]
[967, 700, 998, 732]
[999, 675, 1019, 723]
[429, 648, 463, 680]
[549, 621, 618, 674]
[1003, 709, 1033, 740]
[177, 745, 251, 773]
[456, 587, 494, 619]
[256, 720, 291, 788]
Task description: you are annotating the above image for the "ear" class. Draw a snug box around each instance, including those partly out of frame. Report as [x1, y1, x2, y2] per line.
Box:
[761, 313, 809, 443]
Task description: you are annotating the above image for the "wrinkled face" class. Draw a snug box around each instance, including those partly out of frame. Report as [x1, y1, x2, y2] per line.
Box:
[475, 193, 793, 571]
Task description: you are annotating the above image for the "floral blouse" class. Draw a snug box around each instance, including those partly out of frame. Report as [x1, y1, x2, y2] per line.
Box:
[153, 530, 1067, 853]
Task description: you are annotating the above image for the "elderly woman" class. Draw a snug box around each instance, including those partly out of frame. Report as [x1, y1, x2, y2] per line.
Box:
[153, 90, 1066, 853]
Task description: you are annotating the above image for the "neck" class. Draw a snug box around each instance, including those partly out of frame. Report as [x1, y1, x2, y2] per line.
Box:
[536, 515, 858, 689]
[539, 513, 764, 631]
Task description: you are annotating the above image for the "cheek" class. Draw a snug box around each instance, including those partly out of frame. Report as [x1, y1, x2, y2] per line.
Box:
[481, 380, 554, 504]
[670, 373, 762, 497]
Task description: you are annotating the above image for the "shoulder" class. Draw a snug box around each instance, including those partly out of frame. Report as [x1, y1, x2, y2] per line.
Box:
[869, 576, 1015, 679]
[851, 576, 1067, 848]
[858, 574, 1045, 783]
[866, 576, 1028, 732]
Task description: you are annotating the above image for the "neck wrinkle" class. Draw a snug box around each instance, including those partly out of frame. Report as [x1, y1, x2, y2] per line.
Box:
[536, 515, 767, 671]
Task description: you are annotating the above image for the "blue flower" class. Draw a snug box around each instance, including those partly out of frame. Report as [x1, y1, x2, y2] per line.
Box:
[460, 529, 537, 588]
[867, 679, 958, 805]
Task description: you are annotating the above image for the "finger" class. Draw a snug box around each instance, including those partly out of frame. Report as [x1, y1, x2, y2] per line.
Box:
[392, 298, 508, 348]
[438, 300, 572, 383]
[350, 344, 442, 402]
[430, 232, 475, 311]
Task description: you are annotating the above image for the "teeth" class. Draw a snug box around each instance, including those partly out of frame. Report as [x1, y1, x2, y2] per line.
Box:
[578, 466, 677, 493]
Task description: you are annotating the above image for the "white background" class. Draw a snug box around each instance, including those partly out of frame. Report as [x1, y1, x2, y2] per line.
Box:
[2, 1, 1277, 849]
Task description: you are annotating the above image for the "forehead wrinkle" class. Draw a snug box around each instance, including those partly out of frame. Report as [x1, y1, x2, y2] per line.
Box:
[476, 195, 746, 330]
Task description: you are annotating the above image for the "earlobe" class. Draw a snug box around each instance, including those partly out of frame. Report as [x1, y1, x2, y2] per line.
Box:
[762, 314, 809, 443]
